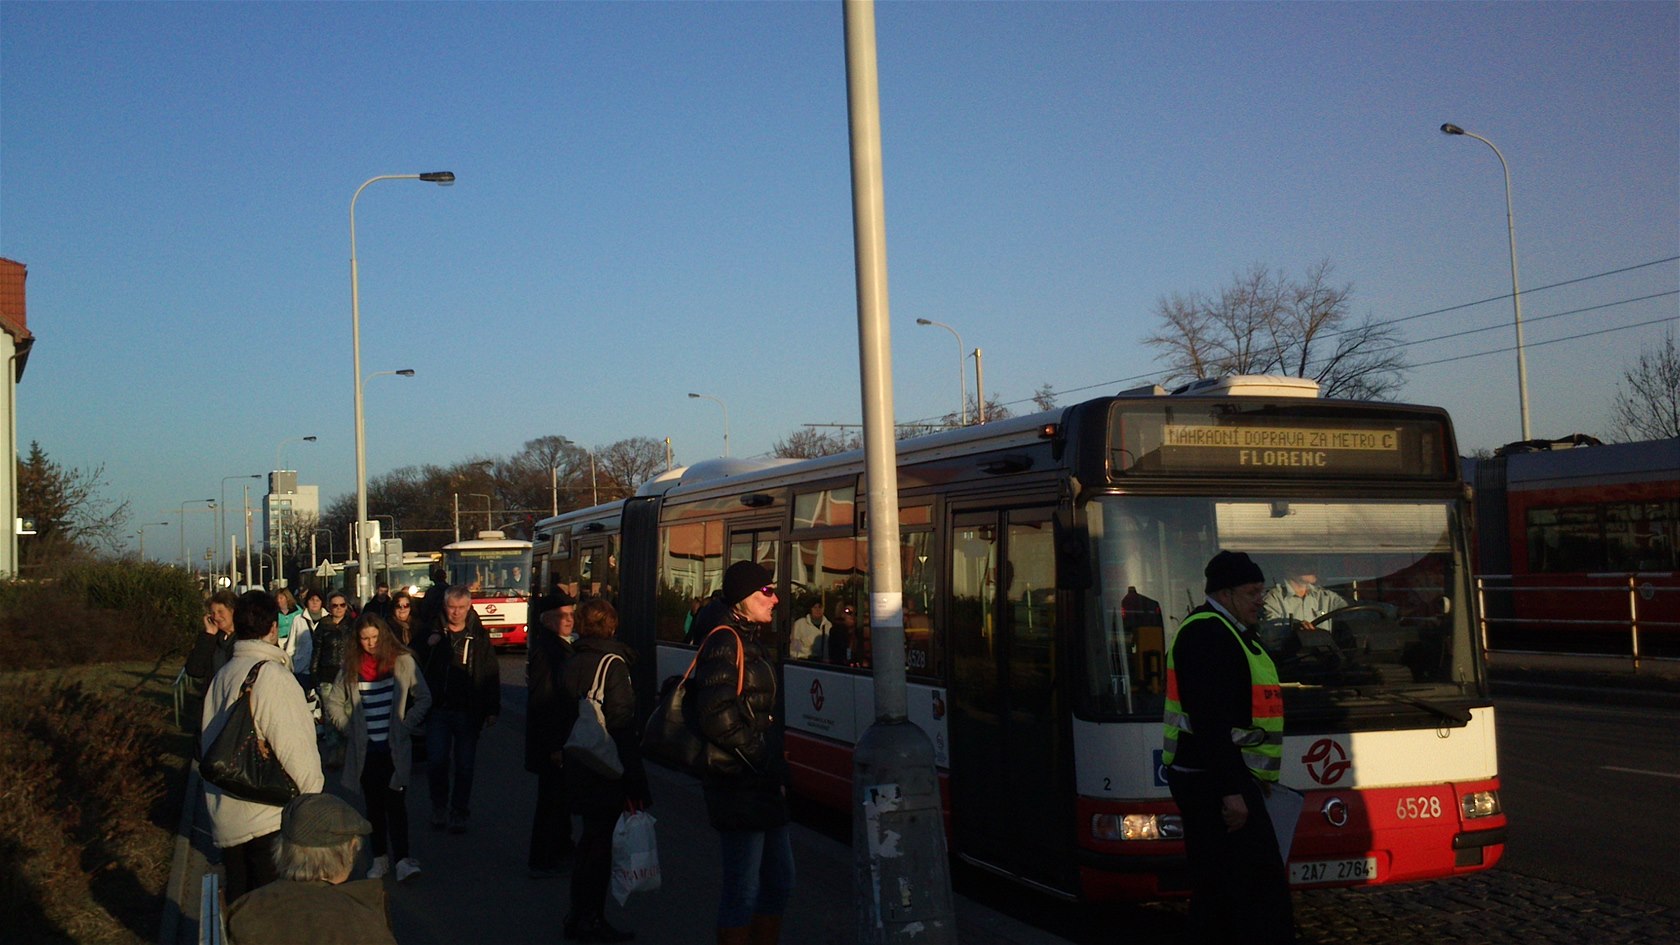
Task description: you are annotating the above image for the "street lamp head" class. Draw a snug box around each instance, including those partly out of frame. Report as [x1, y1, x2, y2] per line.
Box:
[419, 171, 456, 185]
[1440, 123, 1466, 136]
[396, 369, 416, 377]
[916, 318, 933, 325]
[303, 435, 318, 443]
[688, 392, 701, 399]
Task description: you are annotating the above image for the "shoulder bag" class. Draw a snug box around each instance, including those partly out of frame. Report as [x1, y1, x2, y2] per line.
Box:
[199, 661, 301, 806]
[565, 653, 625, 779]
[642, 626, 742, 776]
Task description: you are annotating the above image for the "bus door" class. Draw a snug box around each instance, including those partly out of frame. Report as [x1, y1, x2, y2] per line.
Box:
[947, 506, 1071, 890]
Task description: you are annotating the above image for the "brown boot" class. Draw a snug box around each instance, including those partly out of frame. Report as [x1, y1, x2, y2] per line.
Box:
[716, 927, 750, 945]
[747, 914, 782, 945]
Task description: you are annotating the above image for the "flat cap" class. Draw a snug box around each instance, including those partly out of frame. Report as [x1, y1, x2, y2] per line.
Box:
[281, 793, 371, 846]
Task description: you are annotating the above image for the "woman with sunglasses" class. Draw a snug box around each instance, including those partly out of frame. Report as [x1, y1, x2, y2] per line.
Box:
[388, 590, 416, 645]
[690, 560, 793, 945]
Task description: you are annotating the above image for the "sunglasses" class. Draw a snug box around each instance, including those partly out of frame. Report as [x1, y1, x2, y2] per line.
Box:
[395, 602, 411, 609]
[758, 585, 778, 598]
[329, 603, 348, 609]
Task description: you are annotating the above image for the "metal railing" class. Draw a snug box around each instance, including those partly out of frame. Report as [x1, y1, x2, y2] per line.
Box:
[1476, 572, 1679, 668]
[199, 872, 225, 945]
[173, 667, 190, 731]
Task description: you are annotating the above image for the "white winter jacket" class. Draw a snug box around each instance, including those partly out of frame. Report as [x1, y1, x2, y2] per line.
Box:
[200, 639, 325, 848]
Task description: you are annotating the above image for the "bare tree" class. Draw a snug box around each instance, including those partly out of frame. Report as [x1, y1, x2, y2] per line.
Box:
[941, 394, 1013, 427]
[1032, 384, 1058, 412]
[15, 441, 130, 565]
[594, 437, 668, 499]
[1609, 329, 1680, 442]
[1143, 261, 1408, 399]
[774, 428, 860, 459]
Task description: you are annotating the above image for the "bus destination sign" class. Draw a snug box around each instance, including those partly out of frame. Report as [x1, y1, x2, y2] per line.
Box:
[1111, 407, 1448, 479]
[1161, 424, 1399, 469]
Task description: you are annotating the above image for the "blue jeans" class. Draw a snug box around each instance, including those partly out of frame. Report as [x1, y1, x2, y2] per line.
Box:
[426, 708, 482, 816]
[716, 824, 795, 928]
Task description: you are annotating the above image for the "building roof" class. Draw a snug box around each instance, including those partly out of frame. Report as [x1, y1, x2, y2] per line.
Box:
[0, 257, 34, 380]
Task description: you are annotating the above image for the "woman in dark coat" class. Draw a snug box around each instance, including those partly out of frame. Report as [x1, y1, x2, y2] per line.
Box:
[560, 598, 648, 944]
[690, 560, 793, 945]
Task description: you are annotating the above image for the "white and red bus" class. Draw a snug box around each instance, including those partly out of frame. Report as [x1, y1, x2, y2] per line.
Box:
[545, 377, 1507, 901]
[441, 532, 534, 648]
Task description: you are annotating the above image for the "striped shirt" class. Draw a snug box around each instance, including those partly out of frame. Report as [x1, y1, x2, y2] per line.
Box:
[358, 675, 396, 747]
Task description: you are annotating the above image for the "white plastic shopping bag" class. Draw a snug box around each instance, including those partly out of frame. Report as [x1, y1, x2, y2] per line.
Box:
[610, 810, 661, 904]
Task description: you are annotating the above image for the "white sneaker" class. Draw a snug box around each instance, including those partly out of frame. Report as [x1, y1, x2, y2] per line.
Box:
[395, 857, 422, 883]
[366, 855, 390, 880]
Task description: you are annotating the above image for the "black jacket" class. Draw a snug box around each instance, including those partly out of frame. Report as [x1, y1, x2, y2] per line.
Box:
[561, 637, 650, 814]
[1169, 603, 1268, 795]
[185, 630, 235, 684]
[311, 617, 349, 687]
[691, 615, 787, 831]
[525, 623, 575, 773]
[414, 609, 501, 721]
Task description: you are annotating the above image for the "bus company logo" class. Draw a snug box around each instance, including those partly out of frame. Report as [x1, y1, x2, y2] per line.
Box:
[484, 604, 499, 615]
[809, 679, 825, 711]
[1302, 738, 1351, 785]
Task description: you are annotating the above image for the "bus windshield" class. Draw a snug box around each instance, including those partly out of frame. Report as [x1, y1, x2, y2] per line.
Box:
[1081, 495, 1481, 720]
[446, 549, 533, 597]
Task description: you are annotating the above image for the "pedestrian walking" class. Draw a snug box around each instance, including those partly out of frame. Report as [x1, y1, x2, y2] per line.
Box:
[527, 593, 579, 877]
[414, 584, 500, 834]
[327, 612, 431, 884]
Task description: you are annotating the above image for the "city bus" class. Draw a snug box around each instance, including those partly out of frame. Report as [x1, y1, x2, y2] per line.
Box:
[555, 377, 1506, 901]
[441, 532, 534, 647]
[335, 552, 442, 601]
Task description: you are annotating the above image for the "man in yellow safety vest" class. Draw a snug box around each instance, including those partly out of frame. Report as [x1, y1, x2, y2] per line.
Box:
[1162, 550, 1295, 944]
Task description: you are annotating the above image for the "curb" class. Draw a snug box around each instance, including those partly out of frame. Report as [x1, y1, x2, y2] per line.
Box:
[158, 764, 201, 945]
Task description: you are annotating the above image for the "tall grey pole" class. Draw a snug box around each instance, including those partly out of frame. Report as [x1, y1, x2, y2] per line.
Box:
[844, 2, 955, 941]
[1441, 123, 1531, 440]
[973, 347, 985, 424]
[243, 485, 254, 589]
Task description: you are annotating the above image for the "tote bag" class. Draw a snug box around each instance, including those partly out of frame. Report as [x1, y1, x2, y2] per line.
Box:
[565, 653, 624, 779]
[199, 662, 300, 806]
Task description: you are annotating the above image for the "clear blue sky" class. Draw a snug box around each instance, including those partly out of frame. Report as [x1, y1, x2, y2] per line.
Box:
[3, 1, 1676, 560]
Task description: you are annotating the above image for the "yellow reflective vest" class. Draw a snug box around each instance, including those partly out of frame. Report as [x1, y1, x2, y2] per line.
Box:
[1162, 609, 1284, 782]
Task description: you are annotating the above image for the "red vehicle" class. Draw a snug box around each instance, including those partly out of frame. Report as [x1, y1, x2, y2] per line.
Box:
[441, 532, 534, 647]
[1468, 435, 1680, 659]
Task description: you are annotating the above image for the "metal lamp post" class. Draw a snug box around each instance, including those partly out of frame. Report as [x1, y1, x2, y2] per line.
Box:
[219, 475, 260, 575]
[915, 317, 967, 426]
[137, 521, 168, 561]
[687, 392, 730, 457]
[179, 499, 215, 571]
[1441, 123, 1532, 441]
[351, 171, 453, 603]
[353, 365, 415, 599]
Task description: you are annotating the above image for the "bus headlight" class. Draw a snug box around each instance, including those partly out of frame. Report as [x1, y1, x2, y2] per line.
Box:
[1461, 790, 1502, 819]
[1092, 813, 1184, 841]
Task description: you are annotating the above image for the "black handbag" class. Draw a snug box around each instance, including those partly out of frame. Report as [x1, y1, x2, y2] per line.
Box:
[200, 661, 301, 806]
[642, 627, 741, 776]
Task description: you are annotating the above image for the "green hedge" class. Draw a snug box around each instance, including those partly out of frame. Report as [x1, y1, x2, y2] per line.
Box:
[0, 562, 204, 671]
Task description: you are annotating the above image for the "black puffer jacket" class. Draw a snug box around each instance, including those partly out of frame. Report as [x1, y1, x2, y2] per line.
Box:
[690, 615, 787, 831]
[561, 637, 650, 815]
[414, 609, 501, 721]
[525, 622, 575, 773]
[310, 617, 349, 688]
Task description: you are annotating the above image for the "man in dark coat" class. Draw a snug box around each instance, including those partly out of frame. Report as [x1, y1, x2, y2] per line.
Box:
[413, 584, 500, 834]
[525, 592, 578, 876]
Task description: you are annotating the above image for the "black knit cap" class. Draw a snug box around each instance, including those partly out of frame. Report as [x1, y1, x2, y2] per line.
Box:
[721, 560, 775, 606]
[1204, 550, 1264, 594]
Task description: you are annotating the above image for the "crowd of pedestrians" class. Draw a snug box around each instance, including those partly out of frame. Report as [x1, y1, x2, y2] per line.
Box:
[183, 557, 799, 944]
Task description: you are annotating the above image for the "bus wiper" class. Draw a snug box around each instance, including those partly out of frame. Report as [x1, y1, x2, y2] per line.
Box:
[1360, 688, 1472, 726]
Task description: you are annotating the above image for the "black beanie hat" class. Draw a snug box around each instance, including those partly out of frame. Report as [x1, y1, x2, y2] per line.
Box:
[722, 560, 775, 606]
[1204, 550, 1264, 594]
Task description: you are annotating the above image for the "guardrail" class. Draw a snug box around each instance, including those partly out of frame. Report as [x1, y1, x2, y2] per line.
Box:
[1476, 573, 1679, 668]
[173, 667, 189, 731]
[199, 872, 225, 945]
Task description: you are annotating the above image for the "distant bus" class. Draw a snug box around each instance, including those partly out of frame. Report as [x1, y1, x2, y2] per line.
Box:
[442, 532, 534, 647]
[1468, 435, 1679, 658]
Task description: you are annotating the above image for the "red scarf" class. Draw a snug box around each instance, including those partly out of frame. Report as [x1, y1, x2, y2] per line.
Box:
[358, 652, 391, 683]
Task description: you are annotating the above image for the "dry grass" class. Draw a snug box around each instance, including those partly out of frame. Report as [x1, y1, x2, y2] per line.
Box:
[0, 661, 193, 944]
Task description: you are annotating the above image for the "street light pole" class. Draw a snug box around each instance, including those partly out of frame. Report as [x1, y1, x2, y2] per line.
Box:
[137, 521, 168, 561]
[219, 475, 260, 574]
[1441, 123, 1532, 441]
[351, 171, 453, 604]
[687, 392, 729, 457]
[179, 499, 214, 571]
[915, 317, 967, 426]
